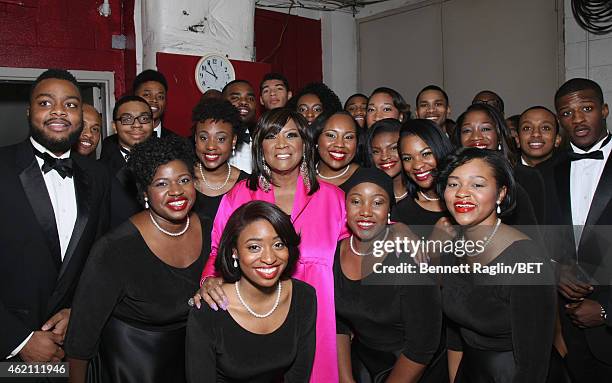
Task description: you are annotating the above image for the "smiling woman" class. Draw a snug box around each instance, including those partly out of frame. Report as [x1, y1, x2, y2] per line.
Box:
[64, 136, 212, 383]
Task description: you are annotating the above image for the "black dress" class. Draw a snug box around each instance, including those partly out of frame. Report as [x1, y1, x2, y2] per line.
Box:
[441, 240, 557, 383]
[333, 245, 443, 382]
[185, 279, 317, 382]
[192, 170, 248, 221]
[391, 196, 449, 238]
[64, 218, 211, 383]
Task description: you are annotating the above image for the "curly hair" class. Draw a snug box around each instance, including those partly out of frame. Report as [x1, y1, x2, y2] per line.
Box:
[191, 98, 241, 135]
[128, 135, 196, 206]
[286, 82, 342, 119]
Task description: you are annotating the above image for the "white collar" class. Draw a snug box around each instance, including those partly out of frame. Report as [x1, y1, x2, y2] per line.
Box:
[30, 137, 70, 159]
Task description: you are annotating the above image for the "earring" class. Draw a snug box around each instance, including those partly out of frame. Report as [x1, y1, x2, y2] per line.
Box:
[387, 212, 392, 225]
[496, 201, 501, 215]
[259, 161, 271, 192]
[144, 196, 149, 209]
[497, 143, 502, 151]
[232, 146, 235, 157]
[300, 152, 310, 191]
[232, 253, 238, 268]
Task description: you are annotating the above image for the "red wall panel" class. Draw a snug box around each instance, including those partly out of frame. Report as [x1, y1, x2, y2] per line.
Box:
[156, 52, 271, 137]
[0, 0, 135, 98]
[254, 8, 322, 94]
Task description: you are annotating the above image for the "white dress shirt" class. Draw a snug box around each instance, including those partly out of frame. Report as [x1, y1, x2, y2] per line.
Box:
[154, 121, 162, 138]
[570, 135, 612, 247]
[8, 139, 79, 359]
[228, 131, 252, 174]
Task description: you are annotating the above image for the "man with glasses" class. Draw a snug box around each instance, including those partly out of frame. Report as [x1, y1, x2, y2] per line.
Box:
[100, 95, 154, 227]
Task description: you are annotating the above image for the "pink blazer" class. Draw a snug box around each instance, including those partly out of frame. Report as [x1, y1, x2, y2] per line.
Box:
[201, 177, 348, 382]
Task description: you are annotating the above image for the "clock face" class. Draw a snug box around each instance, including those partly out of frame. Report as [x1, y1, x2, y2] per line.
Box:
[195, 54, 235, 93]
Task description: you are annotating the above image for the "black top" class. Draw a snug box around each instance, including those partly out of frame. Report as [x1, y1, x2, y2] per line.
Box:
[391, 197, 449, 238]
[65, 218, 211, 382]
[333, 244, 442, 375]
[442, 239, 556, 382]
[515, 165, 546, 224]
[338, 168, 362, 194]
[186, 279, 317, 383]
[192, 170, 249, 221]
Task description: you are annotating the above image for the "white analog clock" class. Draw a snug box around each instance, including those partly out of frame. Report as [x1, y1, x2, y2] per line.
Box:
[194, 54, 235, 93]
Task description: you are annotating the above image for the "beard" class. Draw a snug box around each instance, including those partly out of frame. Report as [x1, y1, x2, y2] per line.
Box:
[29, 117, 82, 154]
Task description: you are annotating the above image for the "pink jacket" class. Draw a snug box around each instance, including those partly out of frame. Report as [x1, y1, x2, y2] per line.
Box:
[202, 177, 348, 382]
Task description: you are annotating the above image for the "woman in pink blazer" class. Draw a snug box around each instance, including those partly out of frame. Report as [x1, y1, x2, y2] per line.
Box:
[193, 108, 348, 382]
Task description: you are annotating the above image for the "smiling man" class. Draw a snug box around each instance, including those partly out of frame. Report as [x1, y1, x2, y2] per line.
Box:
[415, 85, 451, 133]
[0, 69, 109, 364]
[223, 79, 257, 173]
[518, 106, 562, 167]
[541, 78, 612, 383]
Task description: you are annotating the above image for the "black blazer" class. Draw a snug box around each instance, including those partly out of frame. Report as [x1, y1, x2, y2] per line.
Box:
[0, 140, 110, 357]
[542, 151, 612, 364]
[99, 134, 141, 228]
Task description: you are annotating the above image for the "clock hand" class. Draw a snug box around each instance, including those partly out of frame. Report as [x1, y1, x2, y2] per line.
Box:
[204, 67, 217, 79]
[207, 62, 218, 80]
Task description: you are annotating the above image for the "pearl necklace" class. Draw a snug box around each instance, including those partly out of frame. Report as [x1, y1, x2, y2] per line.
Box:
[235, 280, 282, 318]
[460, 218, 502, 257]
[350, 227, 390, 256]
[419, 190, 440, 201]
[199, 162, 231, 191]
[395, 191, 408, 200]
[316, 163, 350, 180]
[149, 211, 190, 237]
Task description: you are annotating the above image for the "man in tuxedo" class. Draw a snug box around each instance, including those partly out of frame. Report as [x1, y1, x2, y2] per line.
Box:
[99, 95, 154, 228]
[0, 69, 109, 362]
[223, 79, 256, 173]
[543, 78, 612, 382]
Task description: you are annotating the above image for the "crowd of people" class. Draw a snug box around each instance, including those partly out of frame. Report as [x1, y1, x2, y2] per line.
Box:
[1, 66, 612, 383]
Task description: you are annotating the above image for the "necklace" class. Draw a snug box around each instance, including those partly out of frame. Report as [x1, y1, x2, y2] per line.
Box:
[460, 218, 502, 256]
[149, 211, 190, 237]
[419, 190, 440, 201]
[395, 191, 408, 200]
[350, 227, 390, 256]
[316, 163, 350, 180]
[235, 280, 282, 318]
[199, 162, 231, 191]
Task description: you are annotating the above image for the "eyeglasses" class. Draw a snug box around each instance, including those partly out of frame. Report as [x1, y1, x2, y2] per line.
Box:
[115, 113, 152, 125]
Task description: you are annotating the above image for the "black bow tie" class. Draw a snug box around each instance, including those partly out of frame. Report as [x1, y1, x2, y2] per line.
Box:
[569, 135, 612, 161]
[34, 150, 73, 178]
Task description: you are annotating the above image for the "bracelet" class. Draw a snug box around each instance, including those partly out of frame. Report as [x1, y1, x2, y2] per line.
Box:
[601, 305, 608, 320]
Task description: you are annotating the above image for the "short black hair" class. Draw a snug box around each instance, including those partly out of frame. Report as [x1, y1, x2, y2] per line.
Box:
[554, 77, 604, 106]
[343, 93, 368, 110]
[215, 200, 301, 283]
[260, 72, 290, 91]
[454, 103, 517, 167]
[191, 98, 241, 135]
[416, 85, 449, 106]
[312, 110, 365, 165]
[30, 69, 80, 101]
[437, 147, 516, 217]
[133, 69, 168, 93]
[519, 106, 559, 135]
[248, 108, 320, 195]
[364, 118, 402, 168]
[222, 79, 254, 95]
[113, 95, 151, 120]
[369, 87, 410, 123]
[472, 90, 505, 115]
[128, 135, 195, 206]
[399, 119, 455, 198]
[286, 82, 343, 119]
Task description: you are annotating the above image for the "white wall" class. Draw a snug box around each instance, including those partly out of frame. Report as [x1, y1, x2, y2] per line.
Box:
[564, 0, 612, 127]
[138, 0, 255, 70]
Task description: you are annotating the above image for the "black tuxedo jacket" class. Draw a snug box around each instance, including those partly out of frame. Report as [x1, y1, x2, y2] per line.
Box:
[0, 140, 110, 357]
[99, 134, 141, 228]
[542, 150, 612, 364]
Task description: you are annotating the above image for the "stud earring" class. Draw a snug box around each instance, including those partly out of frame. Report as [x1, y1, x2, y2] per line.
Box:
[387, 212, 392, 225]
[144, 196, 149, 209]
[232, 253, 238, 268]
[496, 201, 501, 215]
